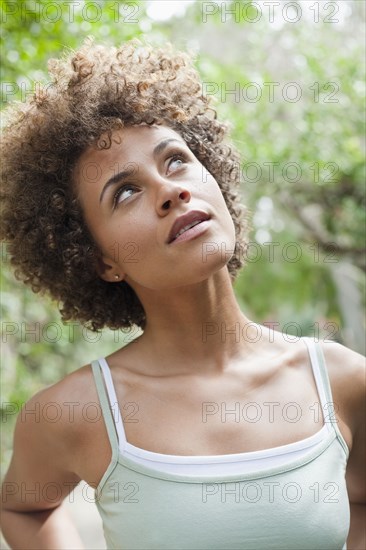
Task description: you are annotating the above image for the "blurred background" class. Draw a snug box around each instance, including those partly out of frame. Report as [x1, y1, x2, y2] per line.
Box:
[1, 1, 365, 548]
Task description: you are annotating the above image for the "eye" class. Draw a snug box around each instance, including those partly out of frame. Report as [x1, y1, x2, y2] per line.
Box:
[167, 152, 188, 173]
[113, 184, 137, 207]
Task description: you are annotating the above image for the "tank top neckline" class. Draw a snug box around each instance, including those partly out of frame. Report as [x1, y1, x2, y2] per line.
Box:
[94, 337, 344, 460]
[90, 337, 350, 550]
[91, 337, 349, 486]
[120, 423, 329, 462]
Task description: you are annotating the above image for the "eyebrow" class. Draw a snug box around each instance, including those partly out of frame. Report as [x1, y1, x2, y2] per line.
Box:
[99, 137, 184, 203]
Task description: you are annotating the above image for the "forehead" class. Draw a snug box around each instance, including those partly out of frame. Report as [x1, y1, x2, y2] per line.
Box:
[76, 124, 186, 170]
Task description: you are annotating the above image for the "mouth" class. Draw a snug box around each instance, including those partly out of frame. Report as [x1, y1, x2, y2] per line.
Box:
[167, 210, 211, 244]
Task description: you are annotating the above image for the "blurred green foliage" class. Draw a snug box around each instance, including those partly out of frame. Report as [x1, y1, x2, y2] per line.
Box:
[1, 1, 365, 470]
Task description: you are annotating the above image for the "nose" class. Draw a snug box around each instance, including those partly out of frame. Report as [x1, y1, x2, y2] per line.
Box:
[156, 182, 191, 215]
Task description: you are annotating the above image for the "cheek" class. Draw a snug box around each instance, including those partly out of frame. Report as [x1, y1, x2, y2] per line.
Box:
[204, 174, 231, 211]
[211, 187, 236, 238]
[107, 221, 157, 276]
[207, 195, 237, 261]
[107, 227, 145, 267]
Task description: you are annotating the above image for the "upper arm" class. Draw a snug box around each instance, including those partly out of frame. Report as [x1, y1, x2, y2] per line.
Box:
[1, 386, 82, 513]
[321, 341, 366, 503]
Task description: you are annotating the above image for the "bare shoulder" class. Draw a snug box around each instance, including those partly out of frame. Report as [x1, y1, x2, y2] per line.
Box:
[321, 341, 366, 412]
[12, 361, 104, 473]
[43, 361, 98, 404]
[1, 364, 98, 512]
[259, 327, 365, 442]
[32, 362, 101, 436]
[320, 339, 365, 379]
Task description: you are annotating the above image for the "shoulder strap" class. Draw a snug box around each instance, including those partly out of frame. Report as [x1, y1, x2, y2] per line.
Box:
[90, 360, 121, 457]
[303, 337, 330, 414]
[97, 357, 127, 452]
[303, 337, 349, 456]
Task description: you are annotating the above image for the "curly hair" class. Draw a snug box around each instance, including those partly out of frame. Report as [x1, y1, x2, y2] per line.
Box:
[0, 37, 247, 332]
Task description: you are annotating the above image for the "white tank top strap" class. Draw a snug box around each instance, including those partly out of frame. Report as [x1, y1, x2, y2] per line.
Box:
[302, 337, 337, 435]
[302, 337, 330, 424]
[302, 337, 349, 456]
[97, 357, 127, 453]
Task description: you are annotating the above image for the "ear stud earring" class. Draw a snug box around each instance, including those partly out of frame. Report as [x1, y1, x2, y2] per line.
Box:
[114, 274, 120, 280]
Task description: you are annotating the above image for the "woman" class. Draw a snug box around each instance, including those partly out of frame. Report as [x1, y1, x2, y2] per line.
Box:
[0, 38, 364, 549]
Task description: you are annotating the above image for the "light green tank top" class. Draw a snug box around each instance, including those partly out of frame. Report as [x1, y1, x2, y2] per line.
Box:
[90, 338, 350, 549]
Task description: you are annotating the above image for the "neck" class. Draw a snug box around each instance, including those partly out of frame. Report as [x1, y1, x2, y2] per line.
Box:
[130, 267, 256, 375]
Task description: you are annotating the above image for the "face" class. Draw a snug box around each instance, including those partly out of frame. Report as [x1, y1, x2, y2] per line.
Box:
[74, 124, 236, 294]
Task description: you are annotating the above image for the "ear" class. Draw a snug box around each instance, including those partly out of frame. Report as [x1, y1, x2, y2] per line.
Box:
[95, 255, 125, 283]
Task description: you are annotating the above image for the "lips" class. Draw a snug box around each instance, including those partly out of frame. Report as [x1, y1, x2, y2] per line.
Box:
[167, 210, 210, 244]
